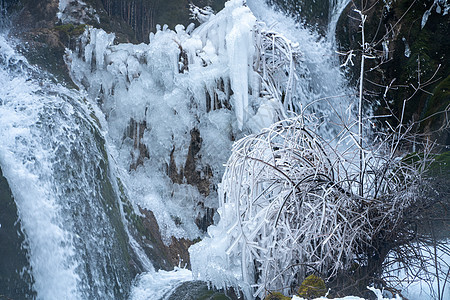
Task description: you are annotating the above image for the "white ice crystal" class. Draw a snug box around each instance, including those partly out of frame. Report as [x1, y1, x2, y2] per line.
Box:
[67, 0, 312, 244]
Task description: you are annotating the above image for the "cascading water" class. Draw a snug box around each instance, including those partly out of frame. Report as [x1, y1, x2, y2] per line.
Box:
[0, 28, 143, 298]
[1, 34, 80, 299]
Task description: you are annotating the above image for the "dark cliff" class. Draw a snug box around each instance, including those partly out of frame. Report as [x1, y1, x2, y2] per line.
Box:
[336, 0, 449, 146]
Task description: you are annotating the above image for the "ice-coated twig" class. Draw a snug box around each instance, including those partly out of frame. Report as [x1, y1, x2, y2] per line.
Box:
[215, 113, 434, 297]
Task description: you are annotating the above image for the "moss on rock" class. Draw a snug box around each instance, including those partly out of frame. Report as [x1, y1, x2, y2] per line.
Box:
[54, 23, 87, 45]
[166, 280, 233, 300]
[264, 291, 290, 300]
[297, 274, 327, 299]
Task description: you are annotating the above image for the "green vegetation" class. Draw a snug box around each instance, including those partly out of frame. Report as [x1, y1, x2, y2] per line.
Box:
[54, 23, 87, 39]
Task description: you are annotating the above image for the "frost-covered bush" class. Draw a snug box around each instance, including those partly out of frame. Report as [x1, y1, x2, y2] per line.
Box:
[189, 113, 432, 298]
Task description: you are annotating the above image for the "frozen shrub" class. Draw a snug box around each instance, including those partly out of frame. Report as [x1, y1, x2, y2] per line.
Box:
[190, 113, 433, 298]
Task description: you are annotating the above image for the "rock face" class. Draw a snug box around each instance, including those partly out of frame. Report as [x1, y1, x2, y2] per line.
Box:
[3, 0, 135, 85]
[3, 0, 72, 85]
[138, 208, 194, 269]
[0, 168, 35, 299]
[336, 0, 449, 145]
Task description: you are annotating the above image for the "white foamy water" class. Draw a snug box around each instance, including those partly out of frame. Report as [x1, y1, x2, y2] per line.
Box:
[130, 268, 193, 300]
[0, 34, 81, 299]
[0, 31, 136, 299]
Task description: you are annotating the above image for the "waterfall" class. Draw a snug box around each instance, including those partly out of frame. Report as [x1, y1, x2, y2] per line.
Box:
[0, 32, 139, 298]
[328, 0, 351, 46]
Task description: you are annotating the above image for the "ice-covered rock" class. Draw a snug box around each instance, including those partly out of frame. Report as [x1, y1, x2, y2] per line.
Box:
[67, 0, 309, 247]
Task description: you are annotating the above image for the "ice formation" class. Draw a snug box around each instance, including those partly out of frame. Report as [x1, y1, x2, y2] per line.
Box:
[67, 0, 344, 245]
[64, 0, 359, 298]
[185, 3, 444, 299]
[188, 112, 426, 298]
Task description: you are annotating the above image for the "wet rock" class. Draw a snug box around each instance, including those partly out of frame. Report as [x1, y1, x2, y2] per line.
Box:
[3, 0, 78, 87]
[117, 175, 194, 270]
[184, 128, 212, 197]
[19, 28, 76, 87]
[137, 208, 194, 270]
[166, 281, 235, 300]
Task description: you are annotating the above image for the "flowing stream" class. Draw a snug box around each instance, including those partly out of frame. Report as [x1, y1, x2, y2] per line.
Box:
[0, 31, 141, 299]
